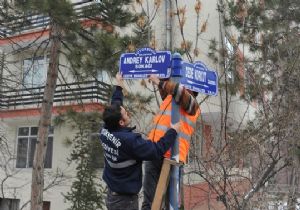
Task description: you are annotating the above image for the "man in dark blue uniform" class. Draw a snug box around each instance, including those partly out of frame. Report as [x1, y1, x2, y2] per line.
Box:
[100, 73, 180, 210]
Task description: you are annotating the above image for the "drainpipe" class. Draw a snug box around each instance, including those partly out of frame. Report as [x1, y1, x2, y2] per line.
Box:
[169, 53, 182, 210]
[0, 50, 4, 95]
[165, 0, 172, 50]
[0, 50, 5, 109]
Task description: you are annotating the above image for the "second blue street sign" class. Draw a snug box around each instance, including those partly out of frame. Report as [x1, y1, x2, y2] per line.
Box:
[180, 61, 218, 96]
[119, 48, 172, 79]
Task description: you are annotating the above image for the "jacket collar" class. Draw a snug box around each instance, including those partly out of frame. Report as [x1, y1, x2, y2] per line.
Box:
[104, 125, 136, 132]
[119, 125, 136, 132]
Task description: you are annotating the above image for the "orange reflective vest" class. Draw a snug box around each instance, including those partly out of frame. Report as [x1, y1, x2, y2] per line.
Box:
[148, 95, 200, 163]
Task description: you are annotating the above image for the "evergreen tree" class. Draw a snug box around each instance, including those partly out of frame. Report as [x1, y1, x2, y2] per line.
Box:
[55, 110, 105, 210]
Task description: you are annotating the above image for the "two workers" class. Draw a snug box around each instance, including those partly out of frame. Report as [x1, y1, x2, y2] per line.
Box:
[100, 73, 200, 210]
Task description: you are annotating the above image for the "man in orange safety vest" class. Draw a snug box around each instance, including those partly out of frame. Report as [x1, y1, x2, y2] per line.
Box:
[142, 75, 200, 210]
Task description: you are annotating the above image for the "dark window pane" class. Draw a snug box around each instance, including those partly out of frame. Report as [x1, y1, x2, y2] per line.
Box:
[45, 137, 53, 168]
[43, 201, 50, 210]
[11, 199, 20, 210]
[0, 198, 20, 210]
[23, 56, 47, 88]
[16, 138, 28, 168]
[18, 127, 29, 136]
[31, 127, 38, 136]
[48, 126, 54, 135]
[28, 138, 37, 168]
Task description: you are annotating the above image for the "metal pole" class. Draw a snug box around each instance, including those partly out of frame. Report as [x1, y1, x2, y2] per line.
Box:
[0, 50, 3, 91]
[169, 53, 182, 210]
[165, 0, 173, 50]
[0, 50, 4, 108]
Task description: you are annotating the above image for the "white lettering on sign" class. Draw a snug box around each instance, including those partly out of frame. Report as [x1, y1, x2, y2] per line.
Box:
[135, 64, 152, 69]
[194, 70, 206, 82]
[123, 75, 133, 78]
[144, 55, 166, 64]
[185, 67, 194, 79]
[193, 86, 205, 93]
[124, 57, 143, 64]
[134, 74, 148, 78]
[208, 80, 216, 85]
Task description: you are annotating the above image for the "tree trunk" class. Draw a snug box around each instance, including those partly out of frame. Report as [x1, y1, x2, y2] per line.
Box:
[31, 21, 62, 210]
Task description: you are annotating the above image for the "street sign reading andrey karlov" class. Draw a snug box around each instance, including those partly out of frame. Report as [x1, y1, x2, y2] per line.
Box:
[180, 61, 218, 96]
[119, 48, 172, 79]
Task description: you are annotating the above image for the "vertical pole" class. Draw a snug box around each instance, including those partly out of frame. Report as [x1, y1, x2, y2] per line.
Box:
[0, 50, 4, 109]
[169, 53, 182, 210]
[0, 50, 4, 91]
[165, 0, 173, 50]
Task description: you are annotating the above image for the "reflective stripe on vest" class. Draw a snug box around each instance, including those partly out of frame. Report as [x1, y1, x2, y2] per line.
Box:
[150, 124, 191, 142]
[105, 158, 137, 169]
[158, 110, 196, 129]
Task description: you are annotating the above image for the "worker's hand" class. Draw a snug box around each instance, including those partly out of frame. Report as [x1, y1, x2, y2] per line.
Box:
[170, 122, 181, 133]
[116, 72, 124, 87]
[148, 74, 160, 86]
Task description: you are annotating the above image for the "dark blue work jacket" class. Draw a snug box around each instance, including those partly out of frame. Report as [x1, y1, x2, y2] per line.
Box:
[100, 86, 177, 194]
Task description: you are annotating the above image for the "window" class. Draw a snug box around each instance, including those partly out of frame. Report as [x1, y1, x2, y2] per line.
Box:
[16, 126, 53, 168]
[203, 124, 213, 160]
[187, 120, 202, 164]
[23, 55, 49, 88]
[97, 70, 110, 83]
[43, 201, 50, 210]
[224, 36, 235, 84]
[0, 198, 20, 210]
[187, 121, 215, 169]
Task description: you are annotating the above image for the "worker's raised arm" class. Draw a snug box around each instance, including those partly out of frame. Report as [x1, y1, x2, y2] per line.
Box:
[148, 74, 199, 115]
[148, 75, 168, 100]
[110, 72, 124, 105]
[125, 122, 180, 161]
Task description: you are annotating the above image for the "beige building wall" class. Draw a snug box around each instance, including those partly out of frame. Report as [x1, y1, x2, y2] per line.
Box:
[0, 116, 78, 210]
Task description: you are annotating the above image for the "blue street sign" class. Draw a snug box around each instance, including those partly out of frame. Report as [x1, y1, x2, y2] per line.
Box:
[180, 61, 218, 96]
[119, 48, 172, 79]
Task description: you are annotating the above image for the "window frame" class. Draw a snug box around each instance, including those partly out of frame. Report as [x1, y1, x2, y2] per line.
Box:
[22, 54, 49, 88]
[97, 70, 111, 83]
[0, 198, 20, 210]
[224, 36, 235, 84]
[16, 126, 54, 169]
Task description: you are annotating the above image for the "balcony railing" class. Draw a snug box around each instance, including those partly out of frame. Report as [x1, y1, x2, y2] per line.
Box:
[0, 0, 96, 38]
[0, 80, 111, 109]
[266, 184, 300, 195]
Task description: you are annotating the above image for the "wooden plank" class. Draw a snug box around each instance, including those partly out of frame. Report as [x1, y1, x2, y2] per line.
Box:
[164, 158, 183, 167]
[151, 159, 171, 210]
[151, 158, 182, 210]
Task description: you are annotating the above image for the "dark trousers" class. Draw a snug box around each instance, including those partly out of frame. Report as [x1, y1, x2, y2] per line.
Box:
[141, 159, 164, 210]
[106, 189, 139, 210]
